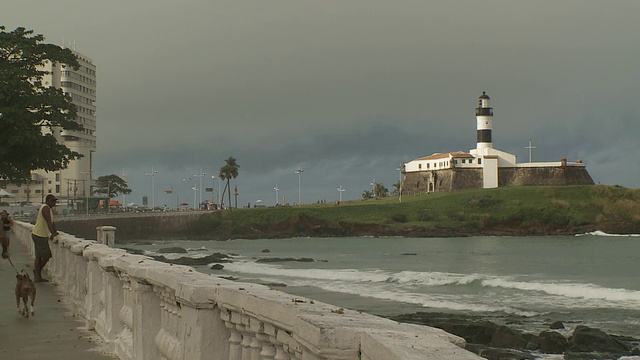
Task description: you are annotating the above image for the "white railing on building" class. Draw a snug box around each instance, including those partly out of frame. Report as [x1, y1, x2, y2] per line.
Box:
[13, 221, 479, 360]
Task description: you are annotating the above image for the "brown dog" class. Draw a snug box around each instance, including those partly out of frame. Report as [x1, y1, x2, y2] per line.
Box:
[15, 271, 36, 318]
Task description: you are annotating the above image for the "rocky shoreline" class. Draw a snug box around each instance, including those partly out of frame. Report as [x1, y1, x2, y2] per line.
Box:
[389, 312, 640, 360]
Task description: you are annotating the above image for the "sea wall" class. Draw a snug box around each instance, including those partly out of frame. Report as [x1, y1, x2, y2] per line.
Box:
[499, 166, 594, 187]
[403, 169, 483, 194]
[12, 221, 480, 360]
[55, 212, 203, 241]
[402, 166, 594, 194]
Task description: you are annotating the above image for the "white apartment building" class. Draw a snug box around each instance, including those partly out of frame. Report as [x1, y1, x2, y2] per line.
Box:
[3, 49, 96, 209]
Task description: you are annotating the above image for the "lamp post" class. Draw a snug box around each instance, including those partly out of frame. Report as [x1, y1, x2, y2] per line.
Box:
[145, 167, 159, 210]
[337, 185, 345, 202]
[211, 176, 216, 204]
[193, 169, 206, 210]
[274, 184, 280, 205]
[183, 178, 197, 210]
[80, 168, 93, 214]
[294, 166, 303, 205]
[192, 185, 198, 211]
[121, 168, 128, 210]
[396, 163, 403, 203]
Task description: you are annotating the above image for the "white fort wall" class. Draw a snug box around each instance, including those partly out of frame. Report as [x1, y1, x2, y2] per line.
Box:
[13, 221, 479, 360]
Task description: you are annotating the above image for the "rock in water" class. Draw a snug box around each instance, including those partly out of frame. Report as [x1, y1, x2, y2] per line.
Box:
[538, 331, 568, 354]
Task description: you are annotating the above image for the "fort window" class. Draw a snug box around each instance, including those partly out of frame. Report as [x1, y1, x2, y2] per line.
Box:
[462, 159, 466, 164]
[469, 159, 474, 164]
[427, 163, 430, 169]
[478, 158, 482, 164]
[454, 159, 458, 164]
[418, 164, 422, 169]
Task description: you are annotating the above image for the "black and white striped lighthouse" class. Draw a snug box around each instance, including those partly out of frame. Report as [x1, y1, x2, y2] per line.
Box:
[476, 91, 493, 150]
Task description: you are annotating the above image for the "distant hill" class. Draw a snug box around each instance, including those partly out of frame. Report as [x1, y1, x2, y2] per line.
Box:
[191, 185, 640, 239]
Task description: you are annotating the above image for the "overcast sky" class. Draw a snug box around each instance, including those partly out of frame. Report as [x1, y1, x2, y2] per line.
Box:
[4, 1, 640, 207]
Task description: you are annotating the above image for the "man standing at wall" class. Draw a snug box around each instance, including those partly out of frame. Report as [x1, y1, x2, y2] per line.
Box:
[31, 194, 59, 282]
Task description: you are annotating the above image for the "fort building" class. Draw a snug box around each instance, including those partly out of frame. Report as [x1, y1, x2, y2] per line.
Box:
[402, 92, 594, 193]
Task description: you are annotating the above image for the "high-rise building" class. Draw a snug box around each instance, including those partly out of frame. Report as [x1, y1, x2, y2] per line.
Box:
[3, 48, 96, 209]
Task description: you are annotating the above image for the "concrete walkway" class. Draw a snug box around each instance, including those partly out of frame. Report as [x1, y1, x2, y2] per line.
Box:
[0, 233, 116, 359]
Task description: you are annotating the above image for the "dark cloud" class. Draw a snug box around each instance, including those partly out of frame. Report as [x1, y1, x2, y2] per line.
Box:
[3, 1, 639, 206]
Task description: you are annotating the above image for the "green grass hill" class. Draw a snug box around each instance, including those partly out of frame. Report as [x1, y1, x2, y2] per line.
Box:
[192, 185, 640, 239]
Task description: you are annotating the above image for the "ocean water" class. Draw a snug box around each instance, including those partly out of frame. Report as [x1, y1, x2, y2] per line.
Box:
[121, 231, 640, 339]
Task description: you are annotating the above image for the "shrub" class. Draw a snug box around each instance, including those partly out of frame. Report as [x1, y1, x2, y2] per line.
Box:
[389, 213, 408, 223]
[552, 199, 571, 209]
[467, 195, 499, 208]
[417, 210, 436, 222]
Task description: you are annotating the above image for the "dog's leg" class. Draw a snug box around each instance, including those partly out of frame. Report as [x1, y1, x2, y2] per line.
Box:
[23, 297, 29, 318]
[16, 293, 21, 314]
[30, 290, 36, 316]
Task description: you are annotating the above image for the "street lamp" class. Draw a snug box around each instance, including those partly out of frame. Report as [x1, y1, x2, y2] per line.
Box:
[337, 185, 345, 202]
[145, 167, 159, 210]
[211, 176, 216, 204]
[274, 184, 280, 205]
[396, 163, 403, 203]
[294, 166, 303, 205]
[191, 185, 198, 211]
[121, 168, 128, 210]
[80, 168, 92, 215]
[183, 178, 197, 210]
[193, 169, 206, 210]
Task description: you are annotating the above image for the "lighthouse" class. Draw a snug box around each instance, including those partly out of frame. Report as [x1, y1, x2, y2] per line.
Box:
[476, 91, 493, 151]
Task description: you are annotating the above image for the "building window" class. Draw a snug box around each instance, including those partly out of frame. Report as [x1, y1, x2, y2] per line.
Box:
[427, 163, 430, 169]
[462, 159, 466, 164]
[55, 173, 60, 182]
[478, 158, 482, 165]
[418, 164, 422, 169]
[454, 159, 458, 164]
[469, 159, 474, 164]
[55, 185, 60, 193]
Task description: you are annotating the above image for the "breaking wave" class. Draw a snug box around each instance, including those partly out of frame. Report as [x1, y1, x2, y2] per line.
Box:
[218, 261, 640, 312]
[577, 230, 640, 237]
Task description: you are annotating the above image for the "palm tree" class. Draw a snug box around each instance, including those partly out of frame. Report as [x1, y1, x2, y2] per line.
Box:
[392, 181, 401, 197]
[219, 157, 239, 209]
[374, 183, 389, 198]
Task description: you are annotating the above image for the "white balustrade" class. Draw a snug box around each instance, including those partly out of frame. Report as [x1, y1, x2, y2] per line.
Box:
[12, 220, 480, 360]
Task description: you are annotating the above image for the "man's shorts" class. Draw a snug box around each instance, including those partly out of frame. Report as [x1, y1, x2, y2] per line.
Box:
[32, 234, 52, 260]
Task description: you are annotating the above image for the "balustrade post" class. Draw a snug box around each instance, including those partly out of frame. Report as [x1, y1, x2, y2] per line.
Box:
[222, 309, 242, 359]
[85, 257, 103, 330]
[181, 305, 228, 360]
[131, 279, 161, 360]
[102, 269, 125, 342]
[225, 321, 243, 360]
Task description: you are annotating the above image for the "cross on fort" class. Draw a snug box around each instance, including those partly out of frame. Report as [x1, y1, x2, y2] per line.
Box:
[525, 139, 536, 163]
